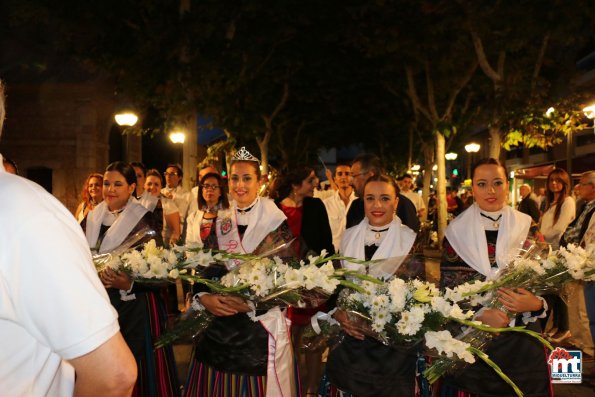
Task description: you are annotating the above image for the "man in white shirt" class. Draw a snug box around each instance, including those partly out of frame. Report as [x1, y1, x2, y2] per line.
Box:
[0, 80, 137, 396]
[399, 173, 426, 219]
[162, 163, 192, 243]
[323, 163, 356, 252]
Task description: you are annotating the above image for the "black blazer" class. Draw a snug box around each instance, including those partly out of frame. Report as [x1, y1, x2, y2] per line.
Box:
[517, 196, 540, 223]
[301, 196, 335, 257]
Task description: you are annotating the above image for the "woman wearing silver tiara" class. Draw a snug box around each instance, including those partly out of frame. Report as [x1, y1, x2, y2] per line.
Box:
[324, 174, 419, 397]
[184, 147, 296, 397]
[82, 161, 179, 397]
[439, 158, 549, 397]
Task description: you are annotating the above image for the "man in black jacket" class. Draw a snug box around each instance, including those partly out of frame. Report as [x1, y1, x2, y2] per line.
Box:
[346, 154, 420, 232]
[517, 184, 540, 224]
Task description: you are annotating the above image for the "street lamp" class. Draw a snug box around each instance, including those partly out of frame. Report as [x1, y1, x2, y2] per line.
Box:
[169, 131, 186, 144]
[465, 142, 480, 179]
[445, 152, 458, 160]
[583, 104, 595, 134]
[169, 131, 186, 164]
[114, 112, 139, 126]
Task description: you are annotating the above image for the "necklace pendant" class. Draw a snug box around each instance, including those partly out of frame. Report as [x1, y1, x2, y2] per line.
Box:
[375, 232, 381, 239]
[494, 221, 499, 229]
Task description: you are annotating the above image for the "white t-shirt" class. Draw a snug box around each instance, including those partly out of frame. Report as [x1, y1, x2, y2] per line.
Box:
[323, 190, 356, 252]
[0, 156, 119, 396]
[188, 185, 200, 215]
[162, 185, 191, 219]
[314, 189, 335, 201]
[401, 190, 425, 213]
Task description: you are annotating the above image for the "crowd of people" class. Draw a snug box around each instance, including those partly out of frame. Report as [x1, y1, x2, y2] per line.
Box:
[1, 77, 595, 397]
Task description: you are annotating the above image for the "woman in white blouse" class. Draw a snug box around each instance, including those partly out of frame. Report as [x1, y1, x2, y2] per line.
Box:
[540, 168, 576, 343]
[540, 168, 575, 249]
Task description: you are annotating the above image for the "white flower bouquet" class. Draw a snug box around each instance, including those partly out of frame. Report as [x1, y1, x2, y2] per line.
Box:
[422, 243, 594, 394]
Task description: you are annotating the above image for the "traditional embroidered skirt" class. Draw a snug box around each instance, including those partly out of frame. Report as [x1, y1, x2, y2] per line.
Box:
[124, 291, 180, 397]
[184, 361, 266, 397]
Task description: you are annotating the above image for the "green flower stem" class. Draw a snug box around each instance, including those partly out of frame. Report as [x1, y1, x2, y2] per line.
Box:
[452, 318, 553, 350]
[339, 279, 367, 293]
[337, 270, 384, 284]
[177, 274, 249, 293]
[468, 346, 524, 397]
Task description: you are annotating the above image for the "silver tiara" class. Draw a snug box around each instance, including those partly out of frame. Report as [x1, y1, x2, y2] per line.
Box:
[232, 147, 260, 162]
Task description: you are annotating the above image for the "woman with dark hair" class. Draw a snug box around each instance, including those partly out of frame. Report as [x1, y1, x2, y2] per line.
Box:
[82, 161, 179, 397]
[271, 166, 335, 395]
[139, 168, 181, 247]
[74, 173, 103, 222]
[131, 161, 147, 199]
[539, 168, 575, 343]
[540, 168, 575, 249]
[326, 174, 418, 397]
[185, 147, 296, 397]
[186, 172, 229, 247]
[439, 158, 549, 397]
[272, 166, 334, 258]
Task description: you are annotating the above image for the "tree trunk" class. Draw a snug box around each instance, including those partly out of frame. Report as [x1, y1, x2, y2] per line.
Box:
[408, 125, 414, 171]
[488, 125, 501, 160]
[421, 143, 434, 223]
[256, 128, 271, 177]
[435, 132, 447, 245]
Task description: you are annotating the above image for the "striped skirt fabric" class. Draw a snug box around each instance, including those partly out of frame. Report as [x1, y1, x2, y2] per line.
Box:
[184, 360, 266, 397]
[132, 292, 180, 397]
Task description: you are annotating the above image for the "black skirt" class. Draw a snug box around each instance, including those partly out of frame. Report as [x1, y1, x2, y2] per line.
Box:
[194, 312, 270, 376]
[442, 321, 550, 397]
[326, 335, 418, 397]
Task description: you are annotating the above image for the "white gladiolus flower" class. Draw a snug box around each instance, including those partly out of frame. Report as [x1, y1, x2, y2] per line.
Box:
[425, 330, 475, 363]
[165, 250, 178, 266]
[430, 296, 452, 318]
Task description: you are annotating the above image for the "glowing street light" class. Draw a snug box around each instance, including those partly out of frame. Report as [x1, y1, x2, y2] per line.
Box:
[464, 143, 480, 153]
[465, 143, 480, 179]
[169, 131, 186, 144]
[114, 112, 139, 126]
[583, 104, 595, 136]
[445, 152, 458, 160]
[583, 104, 595, 119]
